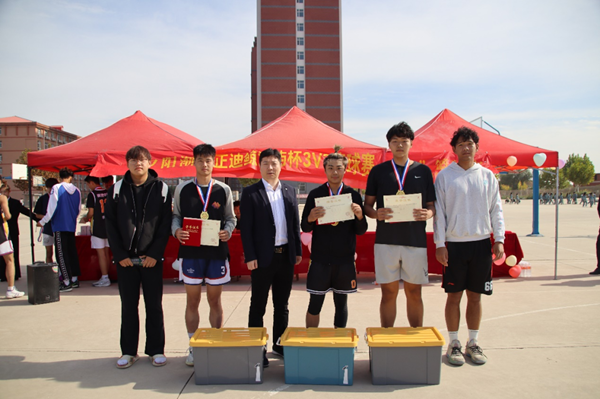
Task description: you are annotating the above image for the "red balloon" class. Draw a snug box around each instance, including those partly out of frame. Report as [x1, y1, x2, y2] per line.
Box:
[493, 253, 506, 265]
[509, 265, 522, 278]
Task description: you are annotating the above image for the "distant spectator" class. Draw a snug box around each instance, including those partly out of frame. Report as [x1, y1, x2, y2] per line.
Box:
[38, 168, 82, 292]
[0, 183, 39, 281]
[233, 200, 241, 232]
[34, 178, 59, 263]
[590, 199, 600, 275]
[0, 180, 24, 298]
[82, 176, 111, 287]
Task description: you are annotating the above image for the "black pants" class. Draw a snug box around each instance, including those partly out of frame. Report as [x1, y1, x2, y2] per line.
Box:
[596, 228, 600, 268]
[54, 231, 80, 282]
[248, 252, 294, 353]
[117, 261, 165, 357]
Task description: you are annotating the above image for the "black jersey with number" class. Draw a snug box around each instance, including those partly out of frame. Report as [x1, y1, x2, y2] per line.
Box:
[365, 160, 435, 247]
[87, 187, 108, 239]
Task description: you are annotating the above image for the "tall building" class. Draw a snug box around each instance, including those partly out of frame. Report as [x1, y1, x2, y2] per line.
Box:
[251, 0, 342, 132]
[0, 116, 82, 202]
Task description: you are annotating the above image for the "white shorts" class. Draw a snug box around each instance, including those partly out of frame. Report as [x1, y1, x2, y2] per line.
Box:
[91, 236, 110, 249]
[42, 233, 54, 247]
[0, 240, 14, 256]
[374, 244, 428, 285]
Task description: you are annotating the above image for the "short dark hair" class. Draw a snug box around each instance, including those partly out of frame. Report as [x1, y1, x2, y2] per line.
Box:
[233, 200, 240, 208]
[84, 175, 100, 185]
[259, 148, 282, 164]
[45, 178, 58, 189]
[193, 144, 216, 160]
[101, 175, 114, 184]
[450, 126, 479, 147]
[323, 152, 348, 169]
[125, 145, 152, 162]
[59, 168, 74, 179]
[386, 122, 414, 142]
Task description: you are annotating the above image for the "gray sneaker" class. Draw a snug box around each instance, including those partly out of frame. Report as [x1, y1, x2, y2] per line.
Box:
[92, 278, 111, 287]
[446, 340, 465, 366]
[466, 341, 487, 365]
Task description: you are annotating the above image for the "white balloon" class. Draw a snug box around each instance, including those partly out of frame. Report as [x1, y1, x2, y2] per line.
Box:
[507, 156, 517, 166]
[505, 255, 517, 267]
[533, 153, 547, 167]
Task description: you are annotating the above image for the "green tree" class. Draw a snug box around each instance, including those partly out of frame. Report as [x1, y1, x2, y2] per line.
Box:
[499, 170, 532, 190]
[238, 178, 260, 187]
[11, 149, 58, 193]
[539, 168, 569, 189]
[563, 154, 595, 190]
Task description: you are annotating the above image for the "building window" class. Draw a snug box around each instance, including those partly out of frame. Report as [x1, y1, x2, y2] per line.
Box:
[0, 167, 3, 175]
[298, 182, 306, 193]
[0, 127, 2, 135]
[297, 95, 305, 104]
[0, 154, 3, 162]
[38, 141, 41, 150]
[297, 0, 303, 3]
[297, 23, 304, 32]
[297, 9, 304, 17]
[297, 66, 305, 74]
[45, 143, 49, 149]
[297, 80, 305, 89]
[297, 51, 304, 60]
[0, 141, 2, 148]
[297, 37, 304, 46]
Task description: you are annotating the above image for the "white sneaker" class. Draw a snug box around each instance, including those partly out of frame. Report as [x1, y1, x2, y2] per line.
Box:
[92, 278, 111, 287]
[446, 340, 465, 366]
[186, 347, 194, 367]
[6, 288, 24, 299]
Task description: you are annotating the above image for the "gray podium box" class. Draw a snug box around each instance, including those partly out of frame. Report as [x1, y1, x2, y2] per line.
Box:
[190, 328, 267, 385]
[366, 327, 445, 385]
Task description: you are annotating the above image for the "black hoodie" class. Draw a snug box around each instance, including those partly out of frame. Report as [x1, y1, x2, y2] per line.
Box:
[105, 169, 172, 263]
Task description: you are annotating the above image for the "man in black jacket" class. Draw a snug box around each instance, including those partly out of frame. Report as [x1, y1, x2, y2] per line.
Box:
[0, 185, 39, 281]
[105, 146, 172, 369]
[301, 152, 367, 328]
[241, 148, 302, 363]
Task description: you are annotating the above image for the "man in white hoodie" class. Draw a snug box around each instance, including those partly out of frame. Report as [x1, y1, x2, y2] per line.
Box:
[434, 127, 505, 366]
[38, 168, 82, 292]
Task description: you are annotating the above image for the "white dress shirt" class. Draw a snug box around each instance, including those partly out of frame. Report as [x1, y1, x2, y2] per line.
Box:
[262, 179, 288, 246]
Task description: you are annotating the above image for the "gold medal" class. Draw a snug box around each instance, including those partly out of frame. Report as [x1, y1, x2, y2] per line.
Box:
[201, 211, 209, 220]
[397, 190, 405, 195]
[332, 222, 339, 226]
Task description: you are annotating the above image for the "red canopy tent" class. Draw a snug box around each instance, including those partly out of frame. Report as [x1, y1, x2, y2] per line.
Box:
[28, 111, 204, 178]
[399, 109, 559, 179]
[214, 107, 386, 188]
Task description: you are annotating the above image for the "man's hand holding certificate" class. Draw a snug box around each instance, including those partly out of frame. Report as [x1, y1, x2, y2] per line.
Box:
[383, 193, 422, 223]
[314, 193, 354, 225]
[182, 217, 221, 247]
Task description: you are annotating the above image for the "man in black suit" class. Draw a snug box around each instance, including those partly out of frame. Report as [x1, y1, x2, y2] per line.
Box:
[241, 148, 302, 364]
[0, 185, 38, 281]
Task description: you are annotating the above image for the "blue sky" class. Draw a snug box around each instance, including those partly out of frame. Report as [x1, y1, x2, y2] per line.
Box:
[1, 0, 599, 170]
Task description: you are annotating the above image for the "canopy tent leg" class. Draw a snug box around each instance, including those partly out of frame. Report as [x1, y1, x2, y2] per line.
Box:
[528, 168, 543, 237]
[28, 167, 36, 263]
[554, 166, 559, 280]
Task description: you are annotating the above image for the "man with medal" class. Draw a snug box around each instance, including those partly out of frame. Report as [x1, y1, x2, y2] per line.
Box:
[172, 144, 237, 367]
[364, 122, 436, 328]
[301, 152, 367, 328]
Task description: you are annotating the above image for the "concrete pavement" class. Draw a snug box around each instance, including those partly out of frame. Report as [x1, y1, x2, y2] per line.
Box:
[1, 199, 599, 398]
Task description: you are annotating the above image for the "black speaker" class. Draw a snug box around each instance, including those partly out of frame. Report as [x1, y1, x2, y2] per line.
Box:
[27, 262, 60, 305]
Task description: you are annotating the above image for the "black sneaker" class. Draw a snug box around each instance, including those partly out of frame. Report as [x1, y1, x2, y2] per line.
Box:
[71, 280, 80, 288]
[59, 283, 73, 293]
[590, 268, 600, 275]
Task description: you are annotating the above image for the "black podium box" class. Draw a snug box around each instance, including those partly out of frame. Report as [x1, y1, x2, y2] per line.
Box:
[27, 262, 60, 305]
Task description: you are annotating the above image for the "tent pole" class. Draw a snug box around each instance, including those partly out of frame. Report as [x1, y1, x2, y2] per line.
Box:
[528, 169, 543, 237]
[28, 167, 35, 263]
[554, 166, 559, 280]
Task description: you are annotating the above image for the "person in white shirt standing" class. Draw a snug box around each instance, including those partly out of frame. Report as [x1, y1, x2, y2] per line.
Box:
[434, 127, 505, 366]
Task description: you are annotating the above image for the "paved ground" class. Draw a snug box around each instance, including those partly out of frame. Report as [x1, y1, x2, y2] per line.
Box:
[1, 199, 599, 398]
